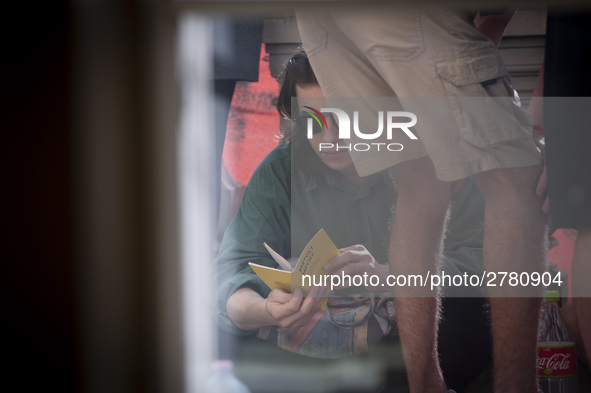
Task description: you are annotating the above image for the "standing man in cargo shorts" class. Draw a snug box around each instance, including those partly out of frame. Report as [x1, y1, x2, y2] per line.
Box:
[296, 6, 546, 393]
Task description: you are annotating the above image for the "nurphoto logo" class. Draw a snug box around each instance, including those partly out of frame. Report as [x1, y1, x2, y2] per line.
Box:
[306, 108, 418, 152]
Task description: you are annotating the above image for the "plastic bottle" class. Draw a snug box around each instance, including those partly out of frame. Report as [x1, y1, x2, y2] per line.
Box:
[537, 290, 578, 392]
[206, 360, 252, 393]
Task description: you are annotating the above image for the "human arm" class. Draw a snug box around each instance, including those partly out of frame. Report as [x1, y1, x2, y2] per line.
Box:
[226, 286, 331, 331]
[212, 147, 294, 335]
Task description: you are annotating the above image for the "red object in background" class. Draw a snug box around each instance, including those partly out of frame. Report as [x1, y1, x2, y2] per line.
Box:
[548, 229, 578, 299]
[222, 44, 280, 186]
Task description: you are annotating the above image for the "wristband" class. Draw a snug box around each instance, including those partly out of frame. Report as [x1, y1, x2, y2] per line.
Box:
[533, 125, 544, 134]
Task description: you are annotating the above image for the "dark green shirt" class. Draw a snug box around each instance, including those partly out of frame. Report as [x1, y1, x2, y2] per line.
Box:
[213, 144, 485, 335]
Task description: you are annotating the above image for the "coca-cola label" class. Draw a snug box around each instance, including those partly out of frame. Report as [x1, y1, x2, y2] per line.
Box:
[537, 345, 577, 377]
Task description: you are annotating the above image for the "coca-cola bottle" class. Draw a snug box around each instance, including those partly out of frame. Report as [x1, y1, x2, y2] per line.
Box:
[537, 290, 578, 392]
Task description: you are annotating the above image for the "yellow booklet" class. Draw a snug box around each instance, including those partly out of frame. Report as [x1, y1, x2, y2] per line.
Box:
[248, 229, 340, 311]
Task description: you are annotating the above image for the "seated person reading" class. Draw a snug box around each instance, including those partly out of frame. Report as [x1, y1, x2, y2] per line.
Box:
[213, 49, 491, 392]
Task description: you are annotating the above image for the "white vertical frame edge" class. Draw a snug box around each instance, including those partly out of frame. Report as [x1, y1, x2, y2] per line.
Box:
[177, 13, 216, 393]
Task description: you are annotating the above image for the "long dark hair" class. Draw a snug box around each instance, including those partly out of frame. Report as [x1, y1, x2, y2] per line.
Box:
[277, 49, 319, 144]
[276, 49, 330, 177]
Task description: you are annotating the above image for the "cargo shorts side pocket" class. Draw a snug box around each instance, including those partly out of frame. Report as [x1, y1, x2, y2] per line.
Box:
[434, 43, 533, 148]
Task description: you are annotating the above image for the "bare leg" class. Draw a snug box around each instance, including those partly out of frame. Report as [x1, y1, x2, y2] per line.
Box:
[572, 228, 591, 365]
[474, 165, 546, 393]
[390, 156, 451, 393]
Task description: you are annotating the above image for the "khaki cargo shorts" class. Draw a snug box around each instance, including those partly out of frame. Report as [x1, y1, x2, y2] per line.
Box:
[296, 7, 541, 181]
